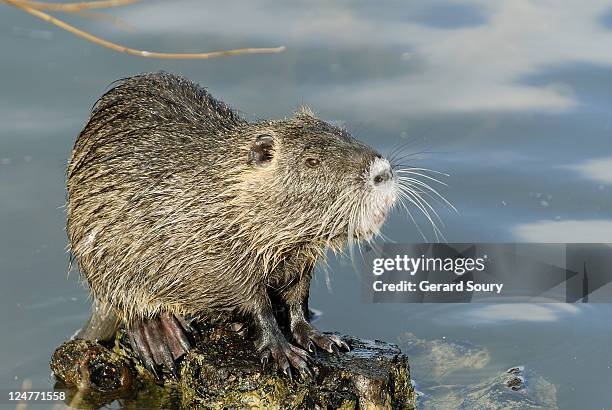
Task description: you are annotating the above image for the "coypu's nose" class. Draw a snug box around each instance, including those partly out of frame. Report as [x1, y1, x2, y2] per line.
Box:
[370, 156, 393, 186]
[374, 170, 392, 185]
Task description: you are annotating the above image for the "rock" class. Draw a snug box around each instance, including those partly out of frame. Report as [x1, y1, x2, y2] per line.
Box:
[50, 322, 417, 409]
[51, 339, 176, 409]
[423, 366, 557, 409]
[50, 339, 135, 403]
[397, 333, 557, 409]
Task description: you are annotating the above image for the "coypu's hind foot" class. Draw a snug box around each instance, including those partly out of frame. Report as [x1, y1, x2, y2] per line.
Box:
[127, 313, 194, 379]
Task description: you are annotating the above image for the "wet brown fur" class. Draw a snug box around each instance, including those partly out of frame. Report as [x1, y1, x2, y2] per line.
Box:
[67, 72, 384, 328]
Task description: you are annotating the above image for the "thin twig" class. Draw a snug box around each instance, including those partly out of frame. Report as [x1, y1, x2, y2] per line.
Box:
[9, 0, 142, 12]
[4, 0, 286, 59]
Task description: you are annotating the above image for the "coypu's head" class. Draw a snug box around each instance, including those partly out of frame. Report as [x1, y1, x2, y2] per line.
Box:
[242, 108, 397, 247]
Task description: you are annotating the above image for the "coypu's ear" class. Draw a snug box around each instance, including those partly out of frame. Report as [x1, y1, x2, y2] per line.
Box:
[248, 134, 275, 167]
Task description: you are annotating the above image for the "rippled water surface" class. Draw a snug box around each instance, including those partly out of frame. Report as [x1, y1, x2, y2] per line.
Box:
[2, 1, 612, 408]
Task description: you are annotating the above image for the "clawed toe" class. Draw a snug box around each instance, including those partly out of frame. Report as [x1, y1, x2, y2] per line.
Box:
[127, 322, 157, 376]
[258, 337, 313, 381]
[328, 334, 351, 352]
[292, 321, 350, 355]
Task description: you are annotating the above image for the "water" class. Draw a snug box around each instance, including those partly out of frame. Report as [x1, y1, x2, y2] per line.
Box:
[1, 1, 612, 408]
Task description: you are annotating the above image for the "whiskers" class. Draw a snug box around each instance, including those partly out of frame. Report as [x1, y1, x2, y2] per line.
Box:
[393, 166, 456, 242]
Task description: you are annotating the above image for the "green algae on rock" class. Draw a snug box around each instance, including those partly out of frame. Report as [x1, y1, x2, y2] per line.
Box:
[50, 323, 416, 409]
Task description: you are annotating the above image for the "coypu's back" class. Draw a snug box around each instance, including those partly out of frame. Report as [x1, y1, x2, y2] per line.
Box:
[68, 72, 245, 179]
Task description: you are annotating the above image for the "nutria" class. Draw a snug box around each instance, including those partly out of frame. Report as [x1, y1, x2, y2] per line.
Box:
[66, 72, 403, 378]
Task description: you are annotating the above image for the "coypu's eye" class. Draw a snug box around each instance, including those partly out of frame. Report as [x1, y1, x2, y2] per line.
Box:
[305, 158, 321, 168]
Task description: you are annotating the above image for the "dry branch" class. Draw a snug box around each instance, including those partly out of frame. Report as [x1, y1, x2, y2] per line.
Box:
[11, 0, 143, 12]
[2, 0, 286, 59]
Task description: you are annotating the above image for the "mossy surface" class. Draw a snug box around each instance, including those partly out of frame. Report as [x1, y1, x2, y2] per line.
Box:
[50, 323, 416, 409]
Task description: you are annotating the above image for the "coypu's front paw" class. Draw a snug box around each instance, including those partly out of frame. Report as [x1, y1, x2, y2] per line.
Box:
[257, 336, 313, 380]
[292, 321, 350, 354]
